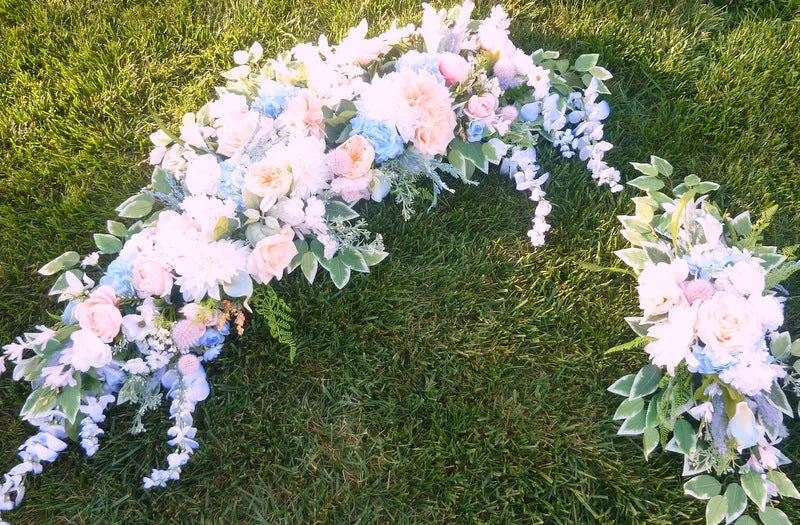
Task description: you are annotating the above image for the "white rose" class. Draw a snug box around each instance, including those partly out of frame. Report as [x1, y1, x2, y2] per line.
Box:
[645, 305, 697, 374]
[696, 291, 763, 353]
[725, 260, 765, 297]
[636, 259, 689, 317]
[68, 330, 113, 372]
[185, 154, 221, 196]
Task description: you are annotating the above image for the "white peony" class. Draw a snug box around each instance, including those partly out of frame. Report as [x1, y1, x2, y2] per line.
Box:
[184, 154, 222, 196]
[644, 305, 697, 374]
[172, 239, 251, 301]
[748, 294, 784, 332]
[64, 330, 113, 372]
[724, 260, 766, 297]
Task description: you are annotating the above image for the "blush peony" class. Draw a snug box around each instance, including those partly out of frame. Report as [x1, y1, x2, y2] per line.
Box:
[247, 226, 299, 284]
[74, 286, 122, 343]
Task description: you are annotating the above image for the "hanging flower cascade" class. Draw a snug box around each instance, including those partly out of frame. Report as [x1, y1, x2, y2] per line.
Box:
[608, 157, 800, 525]
[0, 2, 620, 520]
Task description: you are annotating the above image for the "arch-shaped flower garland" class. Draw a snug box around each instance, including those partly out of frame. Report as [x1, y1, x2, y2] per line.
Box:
[0, 2, 621, 519]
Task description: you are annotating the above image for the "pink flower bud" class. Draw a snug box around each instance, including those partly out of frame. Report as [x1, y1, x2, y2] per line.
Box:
[438, 53, 470, 84]
[177, 354, 201, 377]
[500, 105, 518, 122]
[493, 56, 516, 83]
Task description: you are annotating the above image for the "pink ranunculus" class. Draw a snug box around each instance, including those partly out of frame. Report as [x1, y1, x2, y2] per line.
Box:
[132, 258, 174, 299]
[74, 286, 122, 343]
[247, 226, 299, 284]
[328, 135, 375, 178]
[438, 53, 470, 84]
[466, 94, 499, 120]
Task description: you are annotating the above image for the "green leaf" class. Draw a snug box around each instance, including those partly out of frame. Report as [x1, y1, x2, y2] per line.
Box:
[608, 374, 635, 396]
[574, 53, 599, 72]
[300, 251, 318, 284]
[729, 212, 754, 237]
[106, 220, 128, 238]
[38, 251, 81, 276]
[447, 148, 469, 179]
[614, 398, 644, 420]
[694, 182, 720, 194]
[360, 248, 389, 267]
[673, 419, 697, 455]
[325, 201, 359, 222]
[650, 156, 673, 177]
[725, 483, 747, 523]
[20, 387, 58, 420]
[645, 396, 660, 428]
[450, 138, 488, 174]
[48, 269, 83, 295]
[629, 164, 660, 179]
[630, 365, 662, 400]
[588, 65, 612, 80]
[643, 426, 659, 460]
[765, 382, 793, 418]
[617, 410, 647, 435]
[59, 384, 81, 424]
[338, 247, 369, 273]
[614, 248, 649, 270]
[706, 495, 727, 525]
[740, 470, 768, 511]
[769, 332, 792, 361]
[116, 193, 155, 219]
[758, 507, 791, 525]
[152, 167, 173, 194]
[684, 475, 722, 500]
[93, 233, 123, 254]
[767, 471, 800, 499]
[733, 517, 757, 525]
[327, 257, 351, 289]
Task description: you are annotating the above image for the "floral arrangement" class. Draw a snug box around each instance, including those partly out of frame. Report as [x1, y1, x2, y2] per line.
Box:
[0, 2, 621, 519]
[608, 157, 800, 524]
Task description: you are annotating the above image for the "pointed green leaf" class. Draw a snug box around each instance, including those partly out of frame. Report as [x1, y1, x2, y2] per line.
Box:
[765, 382, 793, 418]
[706, 495, 726, 525]
[325, 201, 359, 222]
[327, 257, 351, 289]
[650, 156, 673, 177]
[106, 220, 128, 238]
[338, 247, 369, 273]
[116, 193, 155, 219]
[360, 248, 388, 267]
[608, 374, 635, 396]
[630, 365, 662, 400]
[300, 251, 318, 284]
[733, 517, 757, 525]
[769, 332, 791, 361]
[673, 419, 697, 455]
[615, 248, 649, 270]
[629, 164, 660, 178]
[614, 398, 644, 420]
[60, 384, 81, 424]
[38, 251, 81, 276]
[684, 475, 722, 500]
[588, 65, 612, 80]
[725, 483, 747, 523]
[618, 410, 647, 436]
[643, 426, 659, 460]
[767, 471, 800, 499]
[93, 233, 123, 254]
[740, 470, 767, 511]
[758, 507, 791, 525]
[574, 53, 599, 72]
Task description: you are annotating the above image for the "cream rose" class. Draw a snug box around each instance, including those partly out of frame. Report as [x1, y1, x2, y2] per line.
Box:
[216, 111, 261, 157]
[74, 285, 122, 343]
[247, 226, 299, 284]
[246, 159, 292, 199]
[636, 260, 689, 317]
[696, 291, 763, 353]
[413, 113, 456, 157]
[132, 258, 174, 298]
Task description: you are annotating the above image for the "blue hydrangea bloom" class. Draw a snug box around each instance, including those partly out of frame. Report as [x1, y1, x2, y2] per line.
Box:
[218, 158, 247, 210]
[252, 84, 299, 118]
[395, 51, 444, 82]
[349, 116, 405, 163]
[99, 252, 135, 296]
[467, 120, 485, 142]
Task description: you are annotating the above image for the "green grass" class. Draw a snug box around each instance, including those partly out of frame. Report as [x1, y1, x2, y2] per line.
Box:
[1, 0, 799, 523]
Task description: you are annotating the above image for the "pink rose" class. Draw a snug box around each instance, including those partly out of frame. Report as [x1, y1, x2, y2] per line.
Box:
[466, 94, 498, 119]
[132, 258, 174, 298]
[413, 113, 456, 157]
[327, 136, 375, 178]
[247, 226, 299, 284]
[74, 286, 122, 343]
[438, 53, 470, 84]
[217, 111, 262, 157]
[331, 173, 372, 203]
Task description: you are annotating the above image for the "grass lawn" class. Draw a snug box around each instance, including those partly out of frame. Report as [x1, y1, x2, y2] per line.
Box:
[1, 0, 799, 522]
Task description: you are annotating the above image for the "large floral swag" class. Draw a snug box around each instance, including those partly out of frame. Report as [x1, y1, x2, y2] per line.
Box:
[0, 2, 621, 520]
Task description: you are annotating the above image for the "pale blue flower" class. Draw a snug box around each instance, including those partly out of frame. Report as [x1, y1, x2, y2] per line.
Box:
[467, 120, 485, 142]
[99, 252, 135, 296]
[349, 116, 405, 163]
[395, 51, 444, 81]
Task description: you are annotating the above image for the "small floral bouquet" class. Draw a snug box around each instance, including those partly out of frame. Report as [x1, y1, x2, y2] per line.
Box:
[0, 2, 619, 520]
[608, 157, 800, 524]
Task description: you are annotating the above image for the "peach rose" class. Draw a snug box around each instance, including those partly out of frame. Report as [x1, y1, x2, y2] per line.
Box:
[132, 258, 174, 298]
[696, 291, 763, 353]
[328, 136, 375, 178]
[413, 113, 456, 157]
[74, 285, 122, 343]
[246, 159, 292, 199]
[466, 94, 499, 119]
[247, 226, 299, 284]
[438, 53, 470, 84]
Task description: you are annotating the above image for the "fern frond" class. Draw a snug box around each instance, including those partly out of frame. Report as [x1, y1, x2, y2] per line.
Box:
[251, 285, 298, 362]
[766, 260, 800, 289]
[605, 336, 656, 355]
